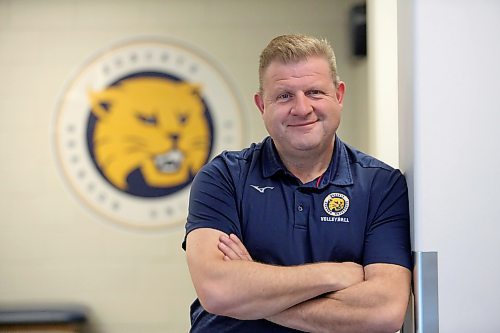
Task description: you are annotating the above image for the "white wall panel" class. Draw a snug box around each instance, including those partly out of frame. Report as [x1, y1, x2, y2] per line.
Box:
[399, 0, 500, 331]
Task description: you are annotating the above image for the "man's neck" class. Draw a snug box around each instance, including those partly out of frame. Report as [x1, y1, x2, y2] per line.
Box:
[277, 140, 335, 184]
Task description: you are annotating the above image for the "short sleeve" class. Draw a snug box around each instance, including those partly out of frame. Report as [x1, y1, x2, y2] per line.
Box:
[182, 156, 242, 250]
[363, 170, 412, 270]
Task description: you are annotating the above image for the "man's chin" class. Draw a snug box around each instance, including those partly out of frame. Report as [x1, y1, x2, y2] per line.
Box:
[289, 141, 324, 153]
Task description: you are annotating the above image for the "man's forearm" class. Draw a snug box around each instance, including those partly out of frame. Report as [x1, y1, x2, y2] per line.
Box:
[187, 229, 363, 320]
[215, 233, 411, 331]
[197, 259, 345, 319]
[267, 265, 411, 333]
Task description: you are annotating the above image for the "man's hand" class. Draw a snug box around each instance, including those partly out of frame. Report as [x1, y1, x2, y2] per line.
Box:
[218, 234, 254, 262]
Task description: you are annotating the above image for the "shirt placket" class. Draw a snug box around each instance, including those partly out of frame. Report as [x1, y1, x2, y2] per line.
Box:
[294, 188, 309, 229]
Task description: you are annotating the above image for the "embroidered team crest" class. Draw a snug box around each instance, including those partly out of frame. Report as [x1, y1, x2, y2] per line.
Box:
[323, 193, 350, 216]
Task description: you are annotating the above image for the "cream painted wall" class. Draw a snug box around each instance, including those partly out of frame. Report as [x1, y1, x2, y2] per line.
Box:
[0, 1, 367, 332]
[367, 0, 399, 168]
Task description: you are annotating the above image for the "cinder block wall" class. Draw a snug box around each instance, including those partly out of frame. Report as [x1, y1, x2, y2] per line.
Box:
[0, 1, 367, 332]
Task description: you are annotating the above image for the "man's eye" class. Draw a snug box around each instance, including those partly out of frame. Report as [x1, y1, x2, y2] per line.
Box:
[307, 90, 322, 96]
[277, 93, 291, 101]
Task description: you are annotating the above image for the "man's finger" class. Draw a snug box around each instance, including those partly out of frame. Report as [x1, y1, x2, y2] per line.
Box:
[228, 234, 253, 261]
[219, 234, 242, 256]
[218, 234, 254, 261]
[218, 239, 240, 260]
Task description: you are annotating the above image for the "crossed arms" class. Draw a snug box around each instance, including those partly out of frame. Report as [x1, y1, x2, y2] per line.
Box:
[186, 228, 411, 333]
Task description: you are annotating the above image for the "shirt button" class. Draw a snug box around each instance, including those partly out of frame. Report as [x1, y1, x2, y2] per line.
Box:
[297, 205, 303, 212]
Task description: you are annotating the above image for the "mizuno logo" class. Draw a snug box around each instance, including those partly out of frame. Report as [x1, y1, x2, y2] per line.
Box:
[250, 185, 274, 193]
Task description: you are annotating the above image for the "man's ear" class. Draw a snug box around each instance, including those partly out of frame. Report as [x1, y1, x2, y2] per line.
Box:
[336, 81, 346, 105]
[254, 93, 265, 115]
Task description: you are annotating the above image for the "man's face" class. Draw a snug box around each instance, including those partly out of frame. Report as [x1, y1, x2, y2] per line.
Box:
[255, 56, 345, 157]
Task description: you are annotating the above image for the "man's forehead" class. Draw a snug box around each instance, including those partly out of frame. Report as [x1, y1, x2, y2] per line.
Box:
[265, 56, 328, 72]
[263, 57, 333, 85]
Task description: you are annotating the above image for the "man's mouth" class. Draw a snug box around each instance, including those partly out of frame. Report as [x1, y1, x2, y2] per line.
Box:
[288, 120, 318, 127]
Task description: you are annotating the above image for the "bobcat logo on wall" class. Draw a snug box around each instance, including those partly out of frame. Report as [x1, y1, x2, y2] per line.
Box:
[54, 38, 245, 229]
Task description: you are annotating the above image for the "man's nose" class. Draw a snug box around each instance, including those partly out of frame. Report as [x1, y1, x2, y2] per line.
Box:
[291, 92, 312, 116]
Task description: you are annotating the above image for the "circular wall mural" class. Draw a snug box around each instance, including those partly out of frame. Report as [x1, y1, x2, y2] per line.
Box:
[54, 38, 246, 229]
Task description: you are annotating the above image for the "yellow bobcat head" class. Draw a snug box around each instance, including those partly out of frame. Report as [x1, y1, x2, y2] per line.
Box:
[88, 77, 211, 192]
[329, 197, 345, 212]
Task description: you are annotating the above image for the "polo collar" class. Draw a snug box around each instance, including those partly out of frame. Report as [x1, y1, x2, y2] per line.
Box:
[261, 136, 354, 187]
[261, 137, 285, 178]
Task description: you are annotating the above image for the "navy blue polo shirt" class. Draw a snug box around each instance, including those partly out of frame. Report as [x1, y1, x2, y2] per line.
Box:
[183, 136, 411, 333]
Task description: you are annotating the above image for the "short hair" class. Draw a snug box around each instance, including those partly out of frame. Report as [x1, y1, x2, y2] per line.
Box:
[258, 34, 340, 94]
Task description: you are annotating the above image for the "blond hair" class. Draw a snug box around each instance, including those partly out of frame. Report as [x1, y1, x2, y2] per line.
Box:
[258, 34, 340, 94]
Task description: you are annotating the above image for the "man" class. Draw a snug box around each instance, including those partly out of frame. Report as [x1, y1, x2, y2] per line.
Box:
[183, 34, 411, 332]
